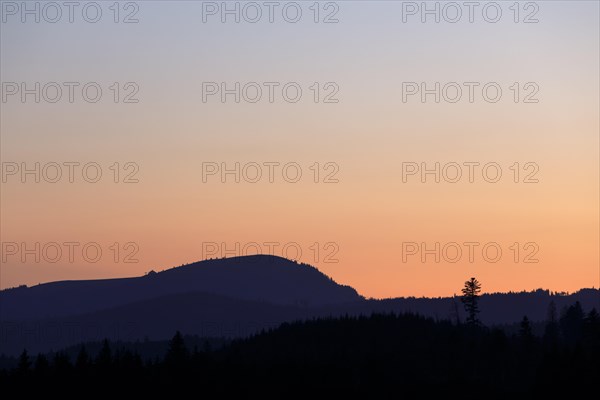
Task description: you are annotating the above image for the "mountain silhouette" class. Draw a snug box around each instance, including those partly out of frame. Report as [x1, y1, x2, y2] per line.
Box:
[0, 255, 362, 321]
[1, 255, 598, 356]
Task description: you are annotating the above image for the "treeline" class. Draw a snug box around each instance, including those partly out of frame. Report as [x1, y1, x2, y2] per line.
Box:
[1, 302, 599, 394]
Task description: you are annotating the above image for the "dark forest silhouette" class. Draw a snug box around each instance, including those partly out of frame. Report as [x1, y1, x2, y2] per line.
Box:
[1, 256, 599, 392]
[1, 256, 598, 358]
[1, 304, 599, 394]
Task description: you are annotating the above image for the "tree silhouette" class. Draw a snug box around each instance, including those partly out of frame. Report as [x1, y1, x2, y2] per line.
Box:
[165, 331, 189, 366]
[17, 350, 31, 376]
[519, 316, 534, 348]
[52, 352, 72, 374]
[76, 345, 90, 371]
[543, 301, 559, 347]
[583, 308, 600, 345]
[95, 339, 112, 370]
[449, 298, 461, 325]
[461, 277, 482, 326]
[33, 354, 49, 377]
[560, 301, 584, 344]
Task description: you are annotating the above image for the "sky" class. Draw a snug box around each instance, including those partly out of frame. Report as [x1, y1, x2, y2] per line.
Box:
[0, 0, 598, 298]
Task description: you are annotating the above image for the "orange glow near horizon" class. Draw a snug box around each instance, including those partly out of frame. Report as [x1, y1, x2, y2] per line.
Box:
[1, 1, 599, 299]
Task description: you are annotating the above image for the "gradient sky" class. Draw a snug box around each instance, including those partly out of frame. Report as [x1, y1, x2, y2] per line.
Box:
[1, 1, 598, 298]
